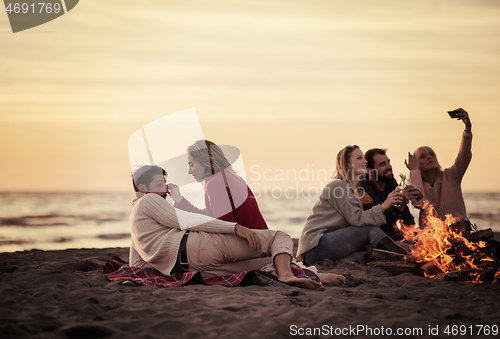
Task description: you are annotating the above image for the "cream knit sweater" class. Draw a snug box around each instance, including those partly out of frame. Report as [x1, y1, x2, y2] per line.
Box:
[129, 192, 236, 276]
[297, 179, 386, 258]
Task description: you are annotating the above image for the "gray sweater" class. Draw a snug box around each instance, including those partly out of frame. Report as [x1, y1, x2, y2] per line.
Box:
[297, 179, 386, 258]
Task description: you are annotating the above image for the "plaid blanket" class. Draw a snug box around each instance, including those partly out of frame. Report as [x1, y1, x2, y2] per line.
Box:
[104, 256, 319, 288]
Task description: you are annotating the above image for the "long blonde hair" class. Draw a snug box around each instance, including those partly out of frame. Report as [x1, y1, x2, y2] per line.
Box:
[333, 145, 360, 189]
[414, 146, 443, 184]
[187, 140, 237, 183]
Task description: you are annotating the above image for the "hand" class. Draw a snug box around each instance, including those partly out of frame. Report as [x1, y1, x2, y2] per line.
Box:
[404, 152, 419, 171]
[381, 189, 403, 211]
[402, 184, 420, 201]
[451, 107, 472, 132]
[235, 224, 262, 252]
[167, 183, 183, 204]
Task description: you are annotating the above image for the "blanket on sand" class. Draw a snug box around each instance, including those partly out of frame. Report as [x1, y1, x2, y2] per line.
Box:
[104, 256, 319, 288]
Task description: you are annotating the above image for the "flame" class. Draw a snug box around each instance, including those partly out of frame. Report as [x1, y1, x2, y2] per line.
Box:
[400, 202, 498, 283]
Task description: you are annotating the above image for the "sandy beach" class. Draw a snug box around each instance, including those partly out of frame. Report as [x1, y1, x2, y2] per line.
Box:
[1, 237, 500, 339]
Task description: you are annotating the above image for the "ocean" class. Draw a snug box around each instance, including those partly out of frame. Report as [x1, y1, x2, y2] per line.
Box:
[1, 191, 499, 253]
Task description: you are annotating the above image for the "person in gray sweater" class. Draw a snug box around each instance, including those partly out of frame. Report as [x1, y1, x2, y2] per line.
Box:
[297, 145, 408, 265]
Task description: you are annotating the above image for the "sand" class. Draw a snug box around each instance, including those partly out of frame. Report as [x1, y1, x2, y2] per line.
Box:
[1, 239, 500, 339]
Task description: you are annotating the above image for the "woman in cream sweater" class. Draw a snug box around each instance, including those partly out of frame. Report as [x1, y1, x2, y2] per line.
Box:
[297, 145, 408, 265]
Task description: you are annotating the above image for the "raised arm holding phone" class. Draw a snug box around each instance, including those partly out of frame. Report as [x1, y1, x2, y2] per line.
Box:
[405, 108, 472, 226]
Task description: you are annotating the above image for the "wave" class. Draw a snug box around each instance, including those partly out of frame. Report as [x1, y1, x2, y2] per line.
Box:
[97, 233, 130, 240]
[0, 214, 127, 227]
[0, 238, 30, 246]
[469, 212, 500, 222]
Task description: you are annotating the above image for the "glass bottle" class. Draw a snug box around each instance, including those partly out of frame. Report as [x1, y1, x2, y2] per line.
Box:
[393, 174, 406, 207]
[405, 176, 423, 201]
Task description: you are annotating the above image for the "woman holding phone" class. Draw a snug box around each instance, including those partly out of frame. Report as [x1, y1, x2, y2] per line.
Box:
[405, 108, 472, 226]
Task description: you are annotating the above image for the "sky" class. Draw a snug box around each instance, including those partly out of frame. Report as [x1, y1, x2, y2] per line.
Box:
[1, 0, 499, 193]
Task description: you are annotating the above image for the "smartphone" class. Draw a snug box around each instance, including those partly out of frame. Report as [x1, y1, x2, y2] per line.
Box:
[448, 110, 459, 118]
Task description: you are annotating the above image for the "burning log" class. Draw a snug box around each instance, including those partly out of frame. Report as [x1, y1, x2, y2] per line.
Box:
[450, 218, 494, 242]
[420, 261, 440, 277]
[468, 229, 494, 242]
[444, 268, 481, 282]
[444, 264, 498, 283]
[450, 219, 471, 238]
[479, 267, 499, 283]
[484, 239, 500, 262]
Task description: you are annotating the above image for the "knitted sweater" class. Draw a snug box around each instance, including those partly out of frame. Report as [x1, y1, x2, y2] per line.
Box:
[409, 131, 472, 223]
[297, 179, 386, 258]
[129, 192, 236, 276]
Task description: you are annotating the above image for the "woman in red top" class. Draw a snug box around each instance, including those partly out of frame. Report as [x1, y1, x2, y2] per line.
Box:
[169, 140, 268, 230]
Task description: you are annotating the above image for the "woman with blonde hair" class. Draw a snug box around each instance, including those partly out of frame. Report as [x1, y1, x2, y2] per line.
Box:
[169, 140, 268, 230]
[406, 108, 472, 226]
[297, 145, 407, 265]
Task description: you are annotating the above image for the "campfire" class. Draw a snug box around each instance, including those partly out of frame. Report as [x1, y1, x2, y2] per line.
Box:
[398, 202, 500, 284]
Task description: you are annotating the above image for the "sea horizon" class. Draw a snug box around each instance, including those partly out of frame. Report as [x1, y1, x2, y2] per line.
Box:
[1, 191, 499, 253]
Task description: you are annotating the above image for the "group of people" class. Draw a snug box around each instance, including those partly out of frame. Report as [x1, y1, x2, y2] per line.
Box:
[129, 108, 472, 290]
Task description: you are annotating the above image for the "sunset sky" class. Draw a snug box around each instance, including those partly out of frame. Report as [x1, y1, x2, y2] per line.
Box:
[1, 0, 499, 193]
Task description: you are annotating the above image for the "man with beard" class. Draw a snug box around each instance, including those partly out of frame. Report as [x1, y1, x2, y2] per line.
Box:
[360, 149, 416, 241]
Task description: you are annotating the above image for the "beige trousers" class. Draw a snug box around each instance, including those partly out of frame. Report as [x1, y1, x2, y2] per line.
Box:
[185, 230, 293, 278]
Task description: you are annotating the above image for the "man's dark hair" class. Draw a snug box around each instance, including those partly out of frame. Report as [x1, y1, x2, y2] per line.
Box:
[364, 148, 387, 169]
[132, 165, 167, 192]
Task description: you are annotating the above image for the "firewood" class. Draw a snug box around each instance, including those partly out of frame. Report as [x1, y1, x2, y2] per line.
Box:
[443, 265, 498, 283]
[468, 228, 494, 242]
[450, 219, 471, 238]
[479, 266, 498, 283]
[420, 261, 441, 276]
[372, 249, 409, 261]
[443, 268, 479, 281]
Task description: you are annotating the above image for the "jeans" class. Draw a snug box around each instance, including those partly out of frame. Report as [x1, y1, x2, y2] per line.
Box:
[304, 226, 387, 265]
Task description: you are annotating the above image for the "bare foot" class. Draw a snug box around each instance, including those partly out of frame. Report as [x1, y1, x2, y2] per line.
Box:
[317, 273, 346, 284]
[279, 277, 325, 291]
